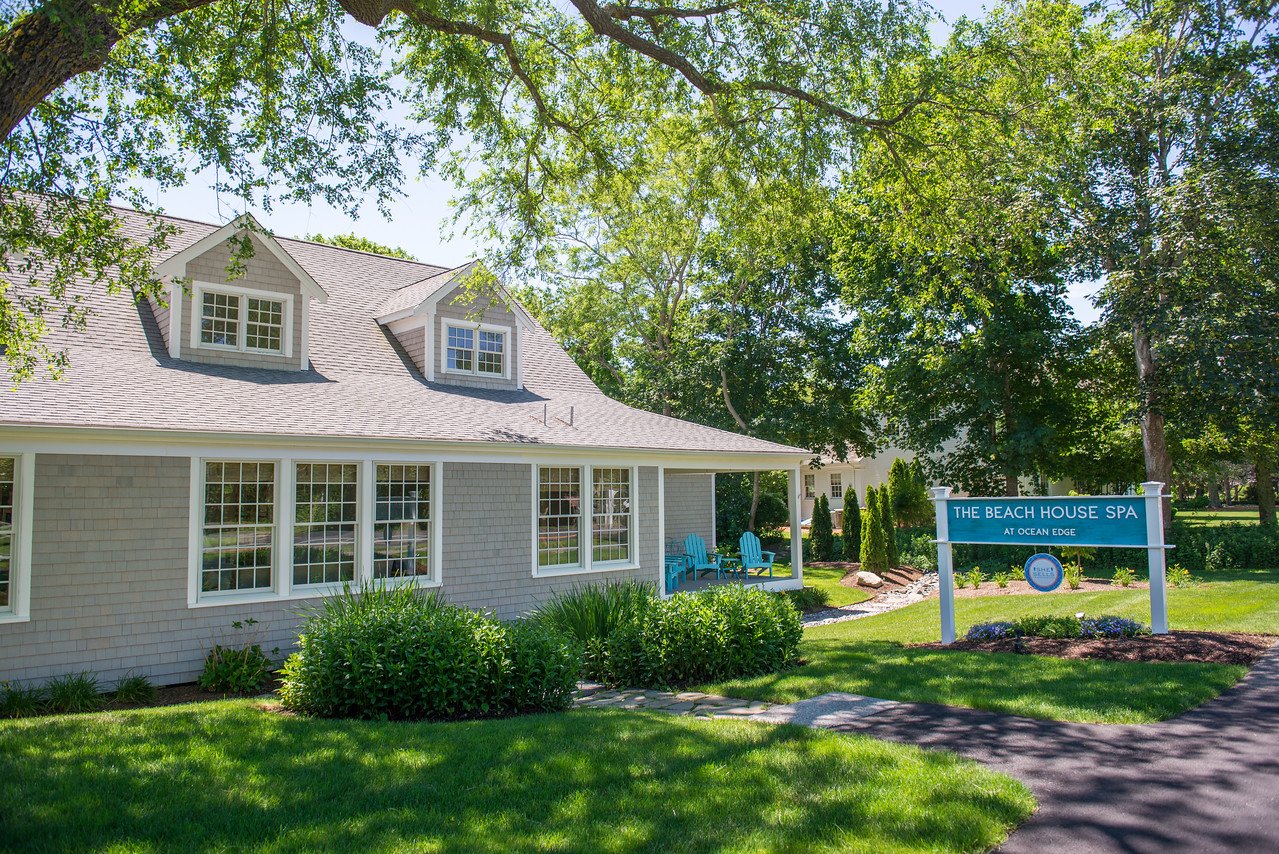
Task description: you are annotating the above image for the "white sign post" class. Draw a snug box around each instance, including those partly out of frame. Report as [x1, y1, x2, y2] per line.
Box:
[931, 483, 1171, 644]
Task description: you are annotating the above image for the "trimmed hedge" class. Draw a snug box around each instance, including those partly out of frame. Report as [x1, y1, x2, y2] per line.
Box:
[279, 585, 580, 721]
[600, 584, 802, 689]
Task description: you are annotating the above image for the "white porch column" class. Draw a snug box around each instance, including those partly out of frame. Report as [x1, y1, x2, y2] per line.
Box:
[789, 467, 804, 587]
[932, 486, 956, 644]
[657, 465, 668, 595]
[1143, 481, 1169, 634]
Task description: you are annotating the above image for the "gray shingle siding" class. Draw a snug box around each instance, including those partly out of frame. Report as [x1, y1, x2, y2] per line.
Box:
[664, 472, 716, 551]
[0, 454, 662, 686]
[433, 285, 521, 392]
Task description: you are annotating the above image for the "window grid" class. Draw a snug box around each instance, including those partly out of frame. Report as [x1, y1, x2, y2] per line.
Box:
[591, 468, 631, 564]
[446, 326, 474, 372]
[200, 291, 239, 347]
[478, 330, 505, 375]
[374, 464, 432, 580]
[201, 461, 275, 594]
[245, 297, 284, 353]
[830, 474, 843, 499]
[0, 457, 13, 610]
[803, 474, 815, 499]
[293, 463, 358, 586]
[538, 466, 582, 568]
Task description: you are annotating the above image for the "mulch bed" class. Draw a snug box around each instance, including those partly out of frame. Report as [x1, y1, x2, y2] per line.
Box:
[912, 631, 1276, 665]
[948, 577, 1147, 598]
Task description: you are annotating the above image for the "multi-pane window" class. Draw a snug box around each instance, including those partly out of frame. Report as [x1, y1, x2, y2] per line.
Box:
[201, 461, 275, 593]
[538, 467, 582, 568]
[0, 457, 13, 610]
[445, 324, 507, 377]
[446, 326, 474, 372]
[245, 298, 284, 352]
[804, 474, 815, 499]
[374, 464, 432, 579]
[198, 290, 287, 354]
[293, 463, 358, 586]
[478, 330, 505, 375]
[591, 468, 631, 564]
[830, 473, 843, 499]
[200, 291, 239, 347]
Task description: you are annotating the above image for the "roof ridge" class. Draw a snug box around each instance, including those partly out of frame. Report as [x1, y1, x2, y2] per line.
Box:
[392, 260, 473, 292]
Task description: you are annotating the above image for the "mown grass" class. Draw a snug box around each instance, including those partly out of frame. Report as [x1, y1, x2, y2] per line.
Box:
[702, 570, 1279, 724]
[1176, 509, 1261, 527]
[0, 702, 1033, 853]
[803, 564, 876, 608]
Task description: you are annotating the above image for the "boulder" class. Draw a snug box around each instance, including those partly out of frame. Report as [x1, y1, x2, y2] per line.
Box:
[857, 570, 884, 588]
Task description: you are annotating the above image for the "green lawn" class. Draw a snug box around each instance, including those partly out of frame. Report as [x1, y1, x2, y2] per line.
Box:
[0, 702, 1033, 853]
[804, 564, 876, 608]
[701, 570, 1279, 724]
[1176, 508, 1260, 527]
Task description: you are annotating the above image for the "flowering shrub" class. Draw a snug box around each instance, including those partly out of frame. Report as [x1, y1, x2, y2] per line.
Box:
[965, 621, 1017, 641]
[1079, 616, 1149, 638]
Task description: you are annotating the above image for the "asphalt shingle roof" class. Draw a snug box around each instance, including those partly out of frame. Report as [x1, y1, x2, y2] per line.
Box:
[1, 207, 804, 458]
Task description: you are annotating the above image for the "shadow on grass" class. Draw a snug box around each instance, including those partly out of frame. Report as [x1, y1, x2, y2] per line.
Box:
[707, 641, 1246, 723]
[0, 703, 1032, 853]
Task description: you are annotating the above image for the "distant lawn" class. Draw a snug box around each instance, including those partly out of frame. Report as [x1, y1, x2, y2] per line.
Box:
[1177, 508, 1261, 527]
[701, 570, 1279, 724]
[0, 702, 1034, 853]
[804, 564, 876, 608]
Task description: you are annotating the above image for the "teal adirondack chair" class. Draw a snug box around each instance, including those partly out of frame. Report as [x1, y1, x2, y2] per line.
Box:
[738, 531, 775, 577]
[684, 533, 728, 579]
[664, 554, 688, 593]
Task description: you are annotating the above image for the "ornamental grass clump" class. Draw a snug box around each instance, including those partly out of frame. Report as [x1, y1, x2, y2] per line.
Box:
[529, 580, 656, 679]
[280, 583, 580, 721]
[600, 584, 801, 689]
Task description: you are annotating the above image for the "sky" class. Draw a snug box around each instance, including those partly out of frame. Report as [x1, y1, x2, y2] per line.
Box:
[143, 0, 1102, 324]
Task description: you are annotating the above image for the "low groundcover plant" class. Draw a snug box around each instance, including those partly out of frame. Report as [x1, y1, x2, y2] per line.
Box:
[966, 614, 1150, 642]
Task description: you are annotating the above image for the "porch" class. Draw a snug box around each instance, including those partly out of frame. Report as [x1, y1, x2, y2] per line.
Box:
[659, 464, 805, 596]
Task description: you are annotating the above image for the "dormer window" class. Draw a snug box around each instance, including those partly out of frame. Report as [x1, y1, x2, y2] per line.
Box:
[192, 284, 293, 357]
[443, 321, 509, 378]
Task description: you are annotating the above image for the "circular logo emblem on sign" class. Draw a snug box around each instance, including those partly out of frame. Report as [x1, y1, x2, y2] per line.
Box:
[1024, 553, 1064, 592]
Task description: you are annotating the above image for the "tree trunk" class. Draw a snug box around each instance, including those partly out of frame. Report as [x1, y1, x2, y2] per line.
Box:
[1256, 458, 1275, 526]
[1004, 473, 1019, 497]
[748, 472, 761, 532]
[1208, 481, 1222, 508]
[1133, 323, 1173, 529]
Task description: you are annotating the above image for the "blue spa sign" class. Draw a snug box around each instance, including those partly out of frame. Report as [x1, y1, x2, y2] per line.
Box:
[946, 496, 1148, 548]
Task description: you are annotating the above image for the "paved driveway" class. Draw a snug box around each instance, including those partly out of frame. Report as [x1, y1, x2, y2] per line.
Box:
[792, 651, 1279, 852]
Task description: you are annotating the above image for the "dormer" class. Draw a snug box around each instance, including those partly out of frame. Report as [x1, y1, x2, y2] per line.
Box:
[150, 215, 328, 371]
[376, 262, 532, 391]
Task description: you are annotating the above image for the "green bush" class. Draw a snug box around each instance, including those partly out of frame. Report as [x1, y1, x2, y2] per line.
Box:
[1064, 562, 1083, 590]
[529, 580, 656, 679]
[962, 568, 984, 589]
[1167, 564, 1195, 588]
[786, 585, 831, 612]
[200, 644, 273, 694]
[844, 491, 862, 563]
[860, 486, 889, 574]
[45, 672, 104, 714]
[1111, 567, 1137, 587]
[113, 673, 156, 704]
[1015, 615, 1082, 639]
[993, 568, 1015, 588]
[878, 487, 899, 568]
[1, 681, 46, 718]
[601, 584, 801, 689]
[899, 531, 936, 571]
[280, 584, 580, 720]
[810, 494, 834, 561]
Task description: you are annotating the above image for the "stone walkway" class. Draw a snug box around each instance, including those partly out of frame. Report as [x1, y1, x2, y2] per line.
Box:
[573, 683, 772, 717]
[802, 571, 939, 626]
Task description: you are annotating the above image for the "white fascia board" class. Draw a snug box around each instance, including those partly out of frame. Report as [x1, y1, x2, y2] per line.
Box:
[155, 213, 328, 303]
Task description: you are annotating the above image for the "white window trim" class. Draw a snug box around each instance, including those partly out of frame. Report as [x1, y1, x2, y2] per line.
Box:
[803, 473, 815, 500]
[439, 317, 512, 380]
[190, 282, 295, 358]
[829, 473, 843, 499]
[531, 464, 640, 577]
[0, 453, 34, 624]
[188, 457, 443, 608]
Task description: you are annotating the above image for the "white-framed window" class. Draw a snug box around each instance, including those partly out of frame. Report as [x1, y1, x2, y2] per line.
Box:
[374, 464, 433, 581]
[591, 467, 632, 565]
[441, 319, 510, 379]
[293, 462, 359, 587]
[0, 454, 32, 623]
[192, 283, 294, 357]
[199, 461, 277, 595]
[830, 473, 843, 499]
[537, 466, 582, 569]
[535, 465, 637, 574]
[804, 473, 815, 499]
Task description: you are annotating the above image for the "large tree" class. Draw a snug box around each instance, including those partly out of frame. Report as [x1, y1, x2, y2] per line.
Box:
[0, 0, 938, 381]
